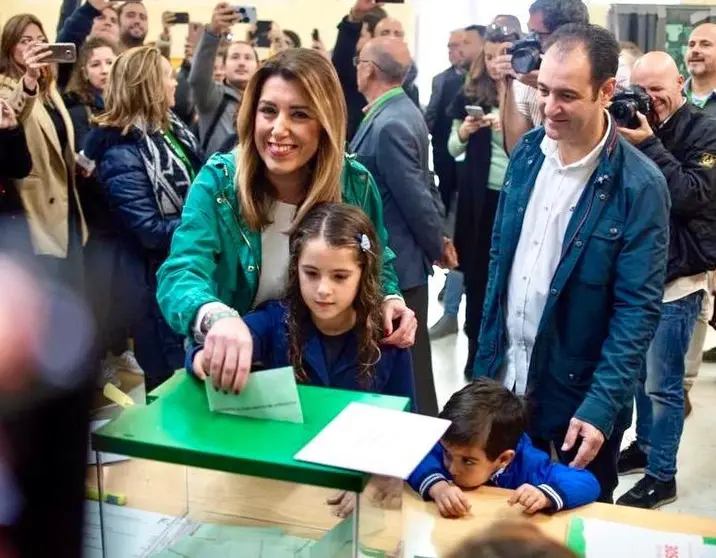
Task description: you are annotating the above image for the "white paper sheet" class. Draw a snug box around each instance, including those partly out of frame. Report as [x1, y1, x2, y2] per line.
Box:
[294, 403, 450, 479]
[579, 518, 710, 558]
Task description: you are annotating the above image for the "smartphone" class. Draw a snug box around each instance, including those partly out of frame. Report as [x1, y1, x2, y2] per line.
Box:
[465, 105, 485, 118]
[232, 5, 258, 25]
[312, 28, 320, 42]
[45, 43, 76, 64]
[255, 19, 273, 48]
[173, 12, 190, 24]
[382, 0, 406, 3]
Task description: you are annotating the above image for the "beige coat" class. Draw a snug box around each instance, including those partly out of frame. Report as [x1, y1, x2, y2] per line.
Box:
[0, 75, 87, 257]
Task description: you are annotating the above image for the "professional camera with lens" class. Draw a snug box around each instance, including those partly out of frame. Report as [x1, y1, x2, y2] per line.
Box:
[609, 86, 653, 129]
[508, 34, 542, 74]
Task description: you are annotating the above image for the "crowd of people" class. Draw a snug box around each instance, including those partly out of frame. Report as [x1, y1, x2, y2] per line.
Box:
[1, 0, 716, 555]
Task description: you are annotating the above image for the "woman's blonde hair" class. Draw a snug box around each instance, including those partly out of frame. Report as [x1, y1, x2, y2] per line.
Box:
[93, 46, 169, 134]
[235, 48, 347, 231]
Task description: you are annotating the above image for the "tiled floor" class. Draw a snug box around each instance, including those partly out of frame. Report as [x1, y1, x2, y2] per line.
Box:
[427, 271, 716, 519]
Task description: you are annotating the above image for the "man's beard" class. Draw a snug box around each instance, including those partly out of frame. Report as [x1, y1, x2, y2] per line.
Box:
[121, 29, 145, 48]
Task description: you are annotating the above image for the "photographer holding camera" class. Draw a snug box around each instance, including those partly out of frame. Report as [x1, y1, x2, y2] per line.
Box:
[615, 51, 716, 510]
[491, 0, 588, 153]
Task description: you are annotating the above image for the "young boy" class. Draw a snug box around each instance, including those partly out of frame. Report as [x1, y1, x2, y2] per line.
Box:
[408, 379, 600, 518]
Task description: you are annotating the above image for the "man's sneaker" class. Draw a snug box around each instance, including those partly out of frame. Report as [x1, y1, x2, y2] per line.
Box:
[118, 350, 144, 376]
[616, 475, 677, 509]
[429, 315, 459, 340]
[617, 441, 647, 475]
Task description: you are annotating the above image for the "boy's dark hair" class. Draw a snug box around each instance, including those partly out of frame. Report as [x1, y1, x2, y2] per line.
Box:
[364, 7, 389, 36]
[544, 23, 619, 92]
[439, 379, 526, 461]
[465, 24, 487, 39]
[447, 520, 578, 558]
[529, 0, 589, 33]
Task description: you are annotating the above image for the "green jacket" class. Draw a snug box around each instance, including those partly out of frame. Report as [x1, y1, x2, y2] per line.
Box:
[157, 151, 401, 336]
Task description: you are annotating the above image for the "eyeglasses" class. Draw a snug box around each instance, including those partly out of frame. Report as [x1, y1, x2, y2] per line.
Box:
[352, 56, 387, 73]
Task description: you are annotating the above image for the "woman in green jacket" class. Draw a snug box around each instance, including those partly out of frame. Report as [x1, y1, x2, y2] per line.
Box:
[157, 48, 416, 394]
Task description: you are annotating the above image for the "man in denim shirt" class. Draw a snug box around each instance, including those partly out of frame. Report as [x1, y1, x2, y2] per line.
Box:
[472, 24, 670, 503]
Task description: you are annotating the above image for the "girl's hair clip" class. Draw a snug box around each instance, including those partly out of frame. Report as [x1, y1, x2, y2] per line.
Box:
[357, 233, 371, 252]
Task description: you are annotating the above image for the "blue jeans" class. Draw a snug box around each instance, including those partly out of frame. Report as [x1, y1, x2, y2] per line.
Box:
[443, 270, 464, 316]
[635, 290, 703, 481]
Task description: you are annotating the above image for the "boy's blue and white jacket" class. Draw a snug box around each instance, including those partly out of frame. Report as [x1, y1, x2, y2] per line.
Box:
[408, 434, 600, 512]
[185, 301, 416, 407]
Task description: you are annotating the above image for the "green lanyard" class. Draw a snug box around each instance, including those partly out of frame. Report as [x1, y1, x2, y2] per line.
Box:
[363, 87, 404, 124]
[162, 129, 196, 181]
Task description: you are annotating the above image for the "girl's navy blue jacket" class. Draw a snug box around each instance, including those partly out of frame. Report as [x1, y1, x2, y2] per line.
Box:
[186, 301, 417, 408]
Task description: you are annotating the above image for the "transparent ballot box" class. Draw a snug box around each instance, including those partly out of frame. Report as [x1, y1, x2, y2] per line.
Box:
[88, 372, 408, 557]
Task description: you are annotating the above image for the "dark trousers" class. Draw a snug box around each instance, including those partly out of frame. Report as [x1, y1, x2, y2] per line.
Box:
[463, 189, 500, 377]
[403, 284, 438, 416]
[435, 155, 458, 217]
[532, 428, 625, 503]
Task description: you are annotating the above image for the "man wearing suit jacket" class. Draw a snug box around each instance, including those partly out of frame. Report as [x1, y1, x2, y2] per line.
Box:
[425, 29, 466, 213]
[350, 37, 452, 416]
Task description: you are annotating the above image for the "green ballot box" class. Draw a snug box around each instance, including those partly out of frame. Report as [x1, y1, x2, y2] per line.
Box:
[89, 371, 411, 558]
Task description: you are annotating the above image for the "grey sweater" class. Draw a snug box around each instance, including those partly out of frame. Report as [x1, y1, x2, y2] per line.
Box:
[188, 29, 241, 158]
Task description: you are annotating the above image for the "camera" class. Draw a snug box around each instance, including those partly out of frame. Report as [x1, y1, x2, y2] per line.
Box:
[609, 86, 652, 129]
[508, 34, 542, 74]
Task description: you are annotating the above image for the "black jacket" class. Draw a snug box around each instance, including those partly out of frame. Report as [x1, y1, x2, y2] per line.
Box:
[425, 67, 463, 162]
[0, 126, 33, 254]
[332, 16, 422, 142]
[639, 101, 716, 283]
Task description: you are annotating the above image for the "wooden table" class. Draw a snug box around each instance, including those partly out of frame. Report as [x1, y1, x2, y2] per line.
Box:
[87, 459, 716, 557]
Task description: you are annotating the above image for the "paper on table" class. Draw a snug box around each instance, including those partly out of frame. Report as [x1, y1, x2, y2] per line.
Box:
[565, 517, 716, 557]
[205, 366, 304, 424]
[294, 402, 450, 479]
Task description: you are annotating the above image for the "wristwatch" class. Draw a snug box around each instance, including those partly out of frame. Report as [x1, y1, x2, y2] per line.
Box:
[200, 309, 240, 335]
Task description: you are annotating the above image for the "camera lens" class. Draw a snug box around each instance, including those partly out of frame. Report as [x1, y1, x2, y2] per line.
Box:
[609, 100, 636, 128]
[511, 48, 540, 75]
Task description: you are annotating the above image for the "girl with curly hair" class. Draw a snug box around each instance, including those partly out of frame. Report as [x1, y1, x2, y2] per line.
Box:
[187, 202, 415, 404]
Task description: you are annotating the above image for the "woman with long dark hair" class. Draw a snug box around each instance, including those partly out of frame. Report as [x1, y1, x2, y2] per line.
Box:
[0, 14, 87, 286]
[449, 24, 518, 378]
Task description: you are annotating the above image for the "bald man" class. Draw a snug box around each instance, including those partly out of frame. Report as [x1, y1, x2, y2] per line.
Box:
[685, 23, 716, 116]
[350, 37, 449, 417]
[616, 51, 716, 510]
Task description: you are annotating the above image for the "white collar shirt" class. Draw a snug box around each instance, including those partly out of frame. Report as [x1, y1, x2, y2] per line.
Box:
[501, 116, 612, 395]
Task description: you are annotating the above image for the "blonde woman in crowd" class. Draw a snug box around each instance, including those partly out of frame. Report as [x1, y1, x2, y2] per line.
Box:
[83, 46, 202, 393]
[157, 48, 417, 396]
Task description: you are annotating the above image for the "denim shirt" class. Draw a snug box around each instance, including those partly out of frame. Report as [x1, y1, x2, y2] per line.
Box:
[474, 121, 670, 440]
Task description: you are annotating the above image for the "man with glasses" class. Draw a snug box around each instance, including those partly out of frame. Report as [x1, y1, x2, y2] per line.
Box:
[332, 0, 417, 141]
[492, 0, 589, 153]
[350, 37, 454, 417]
